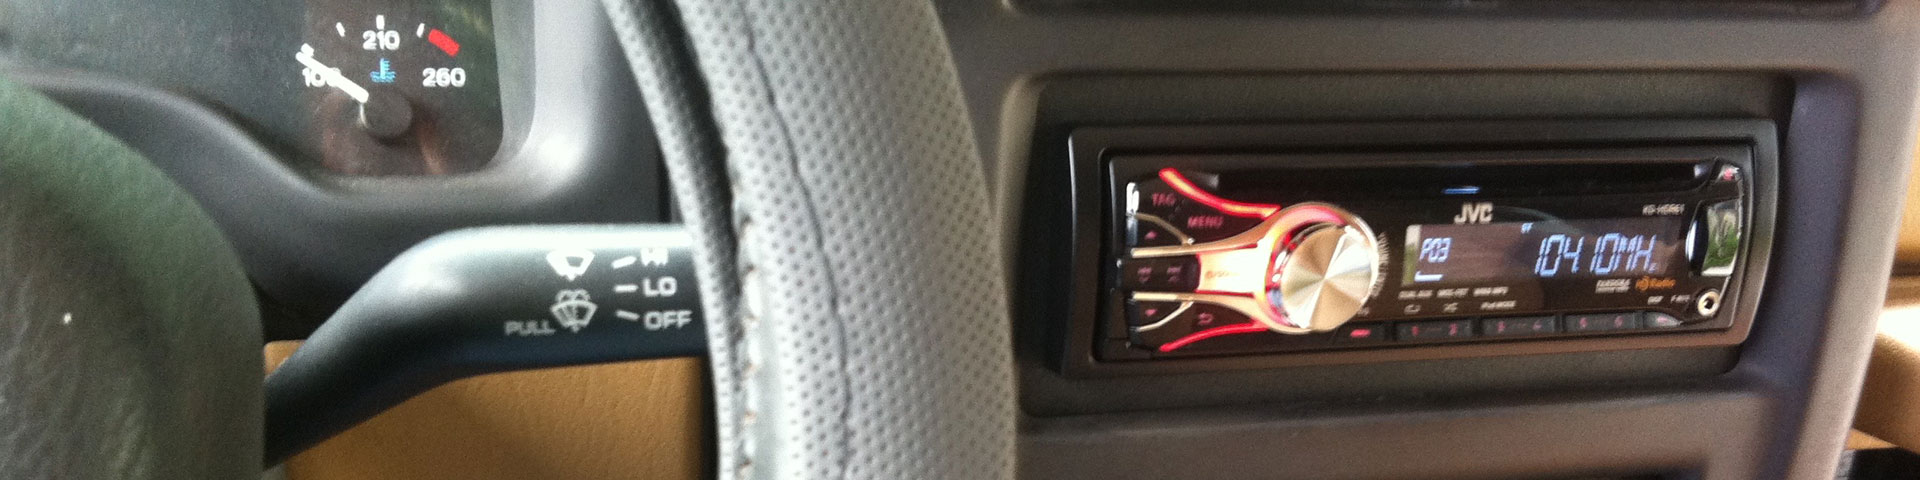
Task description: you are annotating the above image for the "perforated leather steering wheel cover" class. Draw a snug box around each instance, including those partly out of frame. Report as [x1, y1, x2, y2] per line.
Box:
[600, 0, 1017, 478]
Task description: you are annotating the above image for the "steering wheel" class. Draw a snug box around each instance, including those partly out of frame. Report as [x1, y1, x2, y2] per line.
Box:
[0, 0, 1014, 478]
[0, 77, 262, 478]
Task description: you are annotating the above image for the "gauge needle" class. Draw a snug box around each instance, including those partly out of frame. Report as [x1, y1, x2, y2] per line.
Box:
[295, 44, 370, 104]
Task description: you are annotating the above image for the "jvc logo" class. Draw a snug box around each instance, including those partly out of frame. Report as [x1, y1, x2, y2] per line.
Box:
[1454, 202, 1494, 224]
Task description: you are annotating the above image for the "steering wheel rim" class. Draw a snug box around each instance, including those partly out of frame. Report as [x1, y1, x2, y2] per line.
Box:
[602, 0, 1018, 478]
[0, 77, 261, 479]
[0, 0, 1010, 475]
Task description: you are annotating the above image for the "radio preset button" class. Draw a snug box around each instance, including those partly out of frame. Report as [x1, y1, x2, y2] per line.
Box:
[1565, 312, 1640, 333]
[1396, 319, 1475, 343]
[1481, 316, 1559, 338]
[1334, 323, 1392, 344]
[1644, 311, 1685, 329]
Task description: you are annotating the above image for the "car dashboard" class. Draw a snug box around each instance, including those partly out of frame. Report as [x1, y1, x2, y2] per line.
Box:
[5, 0, 1920, 478]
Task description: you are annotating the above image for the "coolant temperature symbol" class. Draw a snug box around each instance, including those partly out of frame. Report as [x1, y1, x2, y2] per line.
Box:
[369, 58, 397, 83]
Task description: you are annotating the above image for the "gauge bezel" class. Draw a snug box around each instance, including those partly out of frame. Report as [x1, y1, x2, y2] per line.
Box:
[294, 1, 508, 176]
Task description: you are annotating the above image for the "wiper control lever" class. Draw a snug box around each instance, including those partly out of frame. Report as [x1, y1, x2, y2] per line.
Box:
[263, 225, 705, 465]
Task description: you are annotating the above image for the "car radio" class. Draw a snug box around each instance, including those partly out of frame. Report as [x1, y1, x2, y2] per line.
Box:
[1091, 141, 1765, 363]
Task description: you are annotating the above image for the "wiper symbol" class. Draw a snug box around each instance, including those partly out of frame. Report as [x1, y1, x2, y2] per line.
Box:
[369, 58, 397, 84]
[549, 289, 597, 333]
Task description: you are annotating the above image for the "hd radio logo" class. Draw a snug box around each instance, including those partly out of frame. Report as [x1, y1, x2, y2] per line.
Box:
[1635, 276, 1677, 292]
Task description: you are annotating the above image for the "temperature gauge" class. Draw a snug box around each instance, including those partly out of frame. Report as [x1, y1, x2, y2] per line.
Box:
[296, 2, 500, 175]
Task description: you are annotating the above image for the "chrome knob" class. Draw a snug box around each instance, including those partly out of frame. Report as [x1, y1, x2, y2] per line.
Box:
[1271, 220, 1380, 332]
[1127, 200, 1379, 335]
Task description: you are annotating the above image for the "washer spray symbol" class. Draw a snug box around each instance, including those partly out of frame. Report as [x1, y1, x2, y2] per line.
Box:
[550, 289, 597, 333]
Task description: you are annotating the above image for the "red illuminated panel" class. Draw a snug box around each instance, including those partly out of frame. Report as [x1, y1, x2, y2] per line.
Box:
[1158, 168, 1280, 218]
[1157, 322, 1268, 353]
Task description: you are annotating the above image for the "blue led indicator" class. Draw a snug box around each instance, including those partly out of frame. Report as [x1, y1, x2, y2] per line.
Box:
[1443, 186, 1481, 195]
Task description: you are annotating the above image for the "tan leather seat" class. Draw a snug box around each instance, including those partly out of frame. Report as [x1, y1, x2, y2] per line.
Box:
[264, 342, 706, 480]
[1852, 277, 1920, 452]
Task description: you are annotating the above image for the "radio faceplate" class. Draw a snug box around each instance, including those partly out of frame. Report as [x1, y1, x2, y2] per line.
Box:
[1085, 142, 1765, 367]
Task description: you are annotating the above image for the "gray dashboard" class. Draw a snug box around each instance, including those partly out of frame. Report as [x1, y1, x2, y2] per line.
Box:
[946, 2, 1920, 479]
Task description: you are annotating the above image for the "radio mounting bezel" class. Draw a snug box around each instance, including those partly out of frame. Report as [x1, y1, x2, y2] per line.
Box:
[1052, 120, 1777, 378]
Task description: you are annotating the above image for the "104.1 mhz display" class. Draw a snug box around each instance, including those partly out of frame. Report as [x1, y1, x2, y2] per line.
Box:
[1402, 217, 1688, 286]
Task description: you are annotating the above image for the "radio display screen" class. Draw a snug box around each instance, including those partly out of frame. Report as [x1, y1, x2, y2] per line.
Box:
[1402, 217, 1688, 286]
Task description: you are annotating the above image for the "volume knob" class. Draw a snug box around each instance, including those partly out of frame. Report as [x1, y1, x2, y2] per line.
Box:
[1270, 217, 1380, 332]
